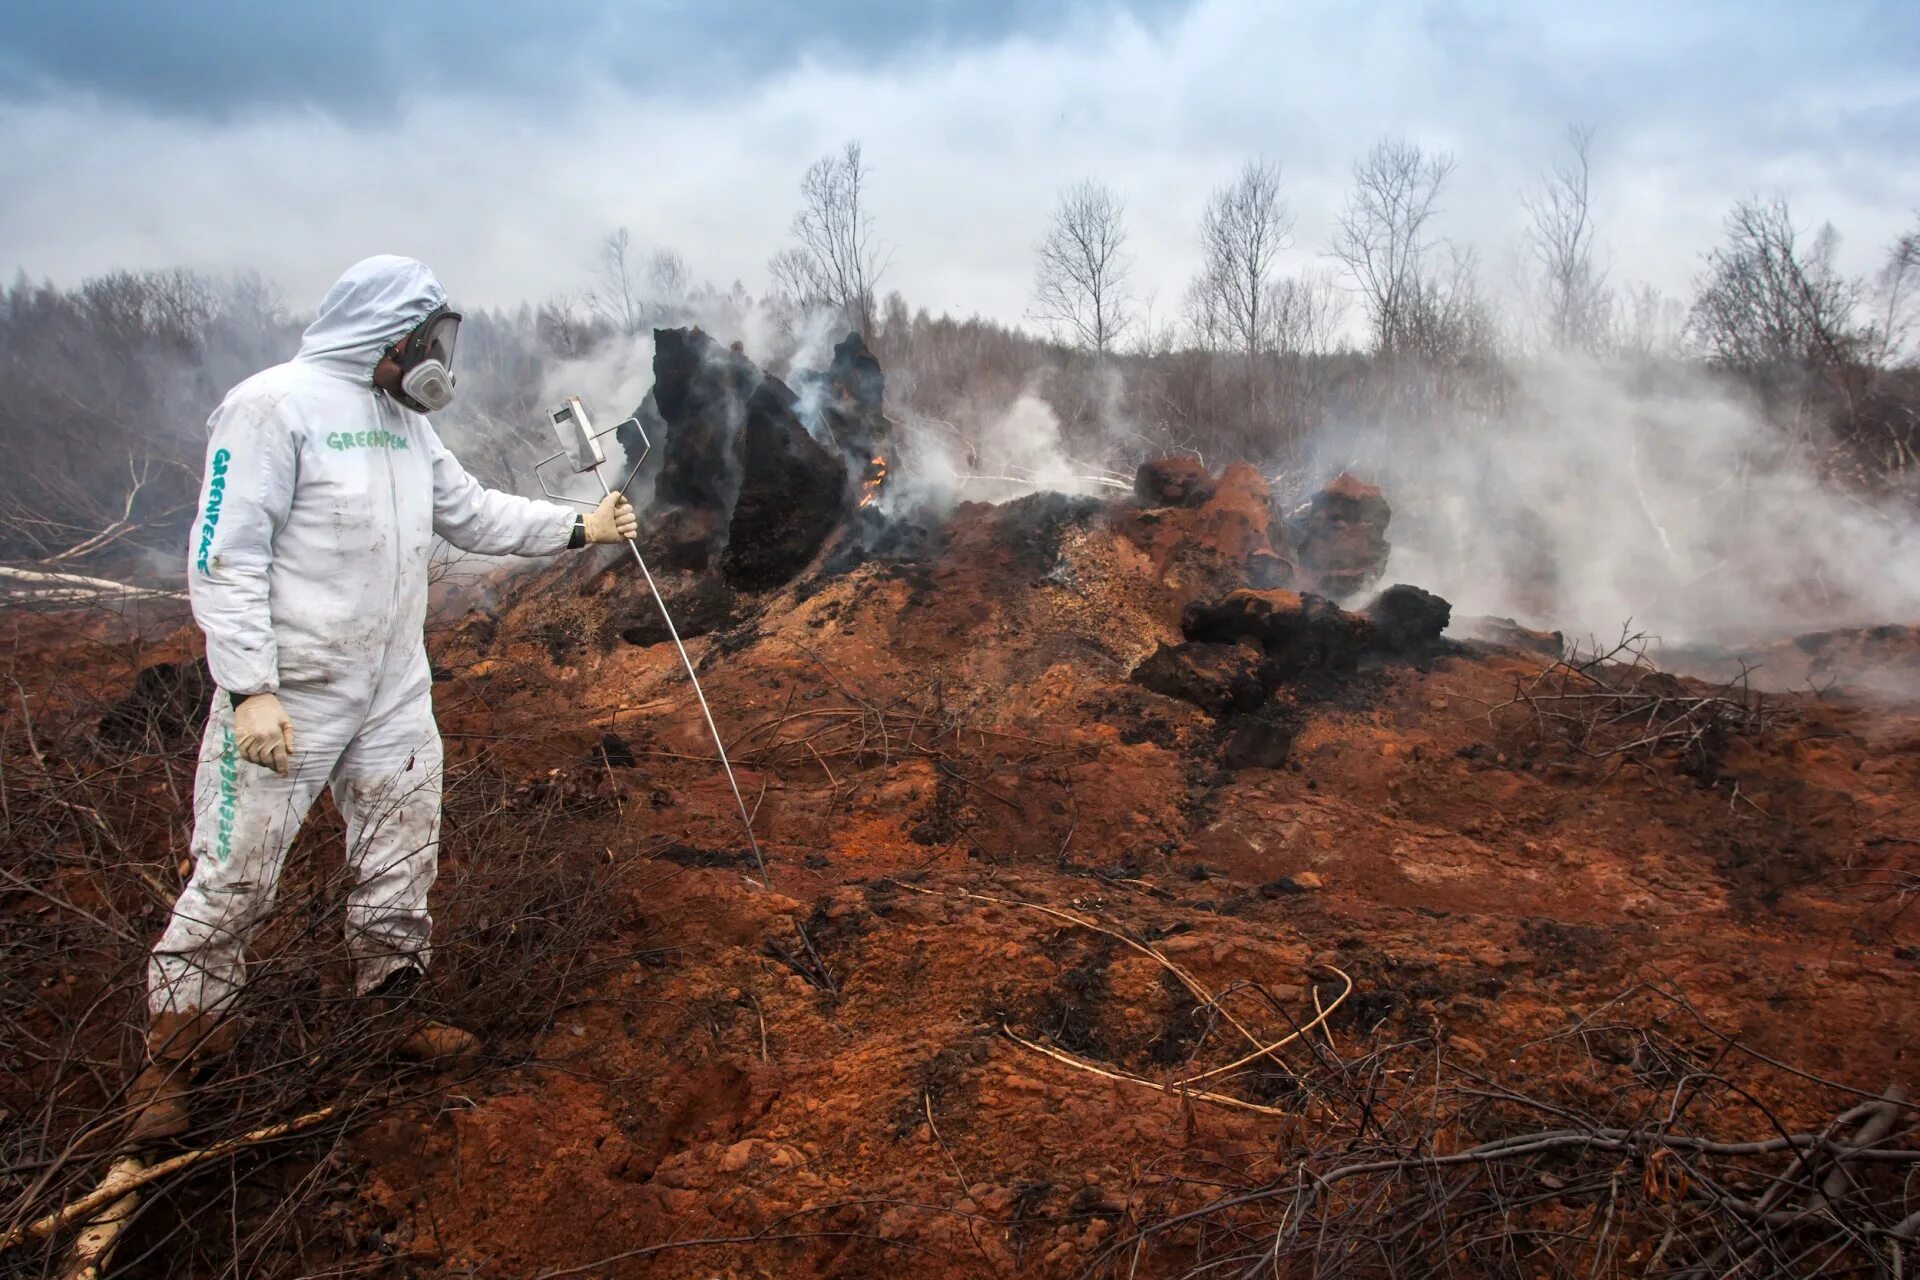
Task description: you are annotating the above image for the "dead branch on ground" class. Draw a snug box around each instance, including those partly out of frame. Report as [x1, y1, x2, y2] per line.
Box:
[1486, 627, 1766, 773]
[0, 607, 651, 1276]
[1090, 985, 1916, 1279]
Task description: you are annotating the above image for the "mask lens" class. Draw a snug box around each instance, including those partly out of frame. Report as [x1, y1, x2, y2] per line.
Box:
[415, 312, 460, 374]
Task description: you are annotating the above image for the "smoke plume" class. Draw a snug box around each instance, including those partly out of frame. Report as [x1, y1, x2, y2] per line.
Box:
[1304, 358, 1920, 648]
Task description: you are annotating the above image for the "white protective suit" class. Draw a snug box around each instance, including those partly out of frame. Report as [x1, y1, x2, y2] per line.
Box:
[150, 256, 579, 1017]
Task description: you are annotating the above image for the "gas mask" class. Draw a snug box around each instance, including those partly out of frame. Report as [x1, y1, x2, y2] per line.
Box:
[384, 304, 462, 413]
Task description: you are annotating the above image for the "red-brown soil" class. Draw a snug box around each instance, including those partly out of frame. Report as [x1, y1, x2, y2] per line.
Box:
[6, 484, 1919, 1277]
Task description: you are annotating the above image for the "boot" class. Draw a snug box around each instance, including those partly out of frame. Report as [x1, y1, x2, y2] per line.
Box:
[125, 1010, 236, 1144]
[366, 966, 482, 1067]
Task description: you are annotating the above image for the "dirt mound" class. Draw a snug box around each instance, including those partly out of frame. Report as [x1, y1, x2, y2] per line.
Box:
[385, 493, 1920, 1273]
[1456, 613, 1566, 659]
[10, 454, 1920, 1279]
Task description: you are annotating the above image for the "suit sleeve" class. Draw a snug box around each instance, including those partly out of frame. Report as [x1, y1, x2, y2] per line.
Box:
[426, 424, 577, 556]
[188, 388, 299, 696]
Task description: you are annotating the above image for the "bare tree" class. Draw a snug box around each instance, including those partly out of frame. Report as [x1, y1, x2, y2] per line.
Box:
[536, 292, 597, 359]
[647, 249, 691, 321]
[1131, 289, 1180, 358]
[1329, 139, 1459, 354]
[1523, 125, 1612, 353]
[770, 141, 888, 337]
[1616, 282, 1687, 361]
[589, 227, 647, 338]
[1031, 179, 1134, 358]
[1181, 275, 1228, 353]
[1870, 216, 1920, 367]
[1413, 246, 1501, 364]
[1267, 268, 1350, 356]
[1188, 160, 1291, 359]
[1689, 196, 1861, 382]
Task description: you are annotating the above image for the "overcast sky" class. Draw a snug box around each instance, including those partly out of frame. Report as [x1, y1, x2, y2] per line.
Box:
[3, 0, 1916, 332]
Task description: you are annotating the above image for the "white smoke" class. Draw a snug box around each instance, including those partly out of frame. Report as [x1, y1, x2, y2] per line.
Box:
[526, 332, 659, 505]
[786, 309, 844, 446]
[1302, 357, 1920, 647]
[878, 390, 1124, 518]
[539, 333, 658, 434]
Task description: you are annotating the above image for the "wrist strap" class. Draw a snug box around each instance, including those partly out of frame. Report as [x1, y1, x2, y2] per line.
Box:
[568, 514, 586, 549]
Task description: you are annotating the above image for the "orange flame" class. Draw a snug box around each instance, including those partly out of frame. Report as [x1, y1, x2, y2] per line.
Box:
[859, 453, 889, 508]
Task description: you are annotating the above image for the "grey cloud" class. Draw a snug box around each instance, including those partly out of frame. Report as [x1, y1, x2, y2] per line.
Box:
[0, 0, 1193, 119]
[1, 0, 1915, 336]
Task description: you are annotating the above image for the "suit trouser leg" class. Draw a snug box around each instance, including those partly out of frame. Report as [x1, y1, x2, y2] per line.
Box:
[147, 686, 353, 1017]
[333, 688, 443, 995]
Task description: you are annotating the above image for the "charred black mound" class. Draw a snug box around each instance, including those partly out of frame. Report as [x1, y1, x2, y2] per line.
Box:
[653, 327, 760, 511]
[650, 327, 851, 591]
[1180, 590, 1375, 679]
[1363, 584, 1452, 662]
[829, 330, 885, 411]
[634, 506, 724, 574]
[1135, 584, 1454, 768]
[1135, 456, 1216, 507]
[786, 330, 893, 468]
[719, 400, 850, 591]
[98, 658, 212, 749]
[615, 578, 739, 648]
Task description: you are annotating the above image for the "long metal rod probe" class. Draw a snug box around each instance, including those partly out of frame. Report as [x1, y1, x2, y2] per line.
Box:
[593, 469, 767, 885]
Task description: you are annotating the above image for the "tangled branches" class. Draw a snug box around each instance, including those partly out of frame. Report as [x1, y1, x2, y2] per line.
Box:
[1488, 629, 1766, 775]
[1095, 986, 1917, 1278]
[0, 614, 646, 1277]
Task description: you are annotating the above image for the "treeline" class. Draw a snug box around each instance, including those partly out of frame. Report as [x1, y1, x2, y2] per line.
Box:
[3, 127, 1917, 578]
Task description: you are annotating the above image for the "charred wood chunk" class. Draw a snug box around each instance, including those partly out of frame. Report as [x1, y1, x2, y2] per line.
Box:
[1296, 472, 1391, 599]
[1181, 589, 1374, 676]
[1130, 641, 1267, 716]
[1363, 584, 1453, 658]
[98, 658, 213, 749]
[828, 330, 886, 413]
[1134, 456, 1216, 507]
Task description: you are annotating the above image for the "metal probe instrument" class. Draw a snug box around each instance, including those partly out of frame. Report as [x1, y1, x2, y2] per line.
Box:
[537, 397, 767, 884]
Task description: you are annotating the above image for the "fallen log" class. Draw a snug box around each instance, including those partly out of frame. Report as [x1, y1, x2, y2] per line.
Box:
[2, 1105, 338, 1252]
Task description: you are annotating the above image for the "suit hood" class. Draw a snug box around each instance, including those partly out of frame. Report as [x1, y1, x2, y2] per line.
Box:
[295, 256, 447, 383]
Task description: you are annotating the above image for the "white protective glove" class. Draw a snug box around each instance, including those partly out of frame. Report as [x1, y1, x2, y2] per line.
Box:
[583, 493, 638, 545]
[233, 693, 295, 776]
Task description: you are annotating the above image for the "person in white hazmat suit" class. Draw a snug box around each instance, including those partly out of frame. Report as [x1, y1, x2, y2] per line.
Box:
[129, 256, 637, 1142]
